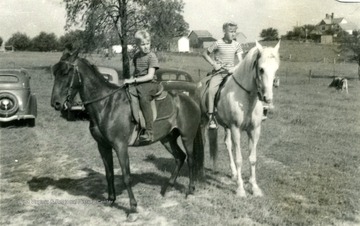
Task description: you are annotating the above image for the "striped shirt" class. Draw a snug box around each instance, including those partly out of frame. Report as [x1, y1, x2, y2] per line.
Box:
[133, 51, 159, 77]
[207, 39, 243, 69]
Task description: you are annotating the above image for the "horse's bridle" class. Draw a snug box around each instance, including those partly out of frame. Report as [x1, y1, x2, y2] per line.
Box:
[61, 60, 124, 109]
[231, 52, 263, 100]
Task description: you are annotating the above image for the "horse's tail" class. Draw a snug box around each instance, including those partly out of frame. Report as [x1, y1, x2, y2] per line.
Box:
[193, 125, 205, 181]
[208, 128, 218, 171]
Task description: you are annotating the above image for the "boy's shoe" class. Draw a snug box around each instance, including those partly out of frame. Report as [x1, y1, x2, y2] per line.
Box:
[208, 115, 218, 129]
[140, 130, 153, 142]
[262, 105, 269, 121]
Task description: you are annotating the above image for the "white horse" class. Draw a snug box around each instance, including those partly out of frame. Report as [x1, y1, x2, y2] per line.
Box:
[200, 40, 280, 197]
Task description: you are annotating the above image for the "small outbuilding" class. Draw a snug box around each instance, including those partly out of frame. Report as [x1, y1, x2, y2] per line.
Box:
[112, 45, 134, 54]
[169, 36, 190, 52]
[188, 30, 216, 49]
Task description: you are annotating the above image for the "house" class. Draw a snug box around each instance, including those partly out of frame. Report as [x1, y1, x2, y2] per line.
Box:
[235, 32, 247, 44]
[112, 45, 134, 54]
[311, 13, 358, 43]
[188, 30, 216, 49]
[169, 36, 190, 52]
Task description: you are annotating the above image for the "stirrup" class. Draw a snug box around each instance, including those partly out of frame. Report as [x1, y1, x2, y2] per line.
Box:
[139, 130, 153, 142]
[208, 114, 218, 129]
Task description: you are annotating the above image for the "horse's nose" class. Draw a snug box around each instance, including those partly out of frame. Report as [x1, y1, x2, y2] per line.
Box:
[52, 102, 62, 110]
[263, 96, 272, 104]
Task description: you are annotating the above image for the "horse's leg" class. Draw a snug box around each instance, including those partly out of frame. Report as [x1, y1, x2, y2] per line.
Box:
[180, 134, 196, 196]
[90, 125, 116, 202]
[113, 141, 137, 212]
[231, 126, 246, 197]
[160, 133, 186, 196]
[224, 128, 237, 180]
[247, 127, 263, 197]
[97, 143, 116, 202]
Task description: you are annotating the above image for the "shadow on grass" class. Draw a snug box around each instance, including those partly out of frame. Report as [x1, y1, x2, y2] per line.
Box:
[144, 154, 239, 194]
[26, 167, 186, 213]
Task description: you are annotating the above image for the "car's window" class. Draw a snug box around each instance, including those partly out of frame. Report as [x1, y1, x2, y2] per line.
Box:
[0, 75, 19, 83]
[177, 74, 189, 81]
[102, 74, 113, 82]
[159, 73, 177, 81]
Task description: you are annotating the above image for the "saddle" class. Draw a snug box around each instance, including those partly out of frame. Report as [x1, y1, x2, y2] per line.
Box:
[126, 84, 175, 145]
[201, 72, 232, 112]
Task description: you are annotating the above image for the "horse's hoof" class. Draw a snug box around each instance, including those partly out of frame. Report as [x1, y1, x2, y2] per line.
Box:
[107, 197, 116, 205]
[160, 186, 168, 197]
[253, 189, 263, 197]
[185, 186, 195, 198]
[236, 189, 247, 197]
[127, 213, 139, 222]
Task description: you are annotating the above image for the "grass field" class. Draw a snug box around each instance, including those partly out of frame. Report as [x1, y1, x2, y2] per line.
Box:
[1, 41, 360, 225]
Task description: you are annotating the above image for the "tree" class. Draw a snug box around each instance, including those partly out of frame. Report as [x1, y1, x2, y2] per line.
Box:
[64, 0, 144, 77]
[260, 28, 279, 41]
[0, 37, 3, 47]
[339, 30, 360, 79]
[144, 0, 189, 50]
[5, 32, 31, 51]
[58, 30, 86, 51]
[284, 25, 317, 42]
[31, 32, 58, 51]
[63, 0, 188, 78]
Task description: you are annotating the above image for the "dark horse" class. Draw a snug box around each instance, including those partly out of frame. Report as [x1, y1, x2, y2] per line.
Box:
[50, 51, 204, 213]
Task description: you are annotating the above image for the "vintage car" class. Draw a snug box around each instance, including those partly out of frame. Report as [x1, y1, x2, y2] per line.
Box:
[155, 68, 198, 98]
[0, 69, 37, 127]
[65, 67, 198, 120]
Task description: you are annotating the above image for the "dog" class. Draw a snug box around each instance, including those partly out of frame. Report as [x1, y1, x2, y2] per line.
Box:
[328, 76, 348, 94]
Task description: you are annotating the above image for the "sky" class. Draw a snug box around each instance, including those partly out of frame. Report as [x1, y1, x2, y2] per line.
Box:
[1, 0, 360, 43]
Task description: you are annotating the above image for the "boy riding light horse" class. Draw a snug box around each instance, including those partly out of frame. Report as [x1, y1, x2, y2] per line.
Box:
[200, 40, 281, 197]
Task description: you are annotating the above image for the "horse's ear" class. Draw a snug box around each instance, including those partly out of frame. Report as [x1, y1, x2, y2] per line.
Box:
[255, 40, 263, 51]
[274, 40, 281, 52]
[67, 49, 80, 63]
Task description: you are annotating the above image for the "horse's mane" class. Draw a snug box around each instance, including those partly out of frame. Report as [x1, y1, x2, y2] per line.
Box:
[234, 46, 260, 75]
[234, 44, 280, 75]
[77, 58, 120, 88]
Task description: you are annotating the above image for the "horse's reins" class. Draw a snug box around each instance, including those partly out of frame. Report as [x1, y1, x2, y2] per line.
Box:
[231, 51, 262, 98]
[64, 60, 125, 107]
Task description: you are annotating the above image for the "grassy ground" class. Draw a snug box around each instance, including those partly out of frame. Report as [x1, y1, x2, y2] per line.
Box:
[1, 42, 360, 225]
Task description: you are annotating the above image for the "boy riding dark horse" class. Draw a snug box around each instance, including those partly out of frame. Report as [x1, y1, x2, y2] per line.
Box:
[124, 30, 159, 142]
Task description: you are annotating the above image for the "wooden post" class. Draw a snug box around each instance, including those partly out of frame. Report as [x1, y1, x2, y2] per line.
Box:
[309, 69, 312, 83]
[198, 69, 201, 79]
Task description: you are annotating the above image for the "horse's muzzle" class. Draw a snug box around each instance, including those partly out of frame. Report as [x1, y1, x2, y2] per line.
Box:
[52, 101, 70, 111]
[52, 101, 62, 111]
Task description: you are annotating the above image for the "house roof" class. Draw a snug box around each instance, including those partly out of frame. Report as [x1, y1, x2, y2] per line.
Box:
[189, 30, 213, 38]
[339, 21, 358, 31]
[198, 37, 217, 42]
[333, 18, 345, 24]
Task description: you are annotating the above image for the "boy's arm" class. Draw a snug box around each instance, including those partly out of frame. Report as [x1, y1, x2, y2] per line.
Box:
[124, 68, 155, 84]
[202, 49, 221, 71]
[236, 52, 243, 63]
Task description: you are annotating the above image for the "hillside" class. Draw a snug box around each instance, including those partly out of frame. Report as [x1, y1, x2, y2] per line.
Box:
[261, 40, 343, 63]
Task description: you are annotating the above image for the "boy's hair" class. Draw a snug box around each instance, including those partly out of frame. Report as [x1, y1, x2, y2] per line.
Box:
[223, 22, 238, 31]
[135, 30, 151, 44]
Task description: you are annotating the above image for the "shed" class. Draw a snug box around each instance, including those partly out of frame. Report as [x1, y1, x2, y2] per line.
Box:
[169, 36, 190, 52]
[188, 30, 216, 49]
[111, 45, 134, 54]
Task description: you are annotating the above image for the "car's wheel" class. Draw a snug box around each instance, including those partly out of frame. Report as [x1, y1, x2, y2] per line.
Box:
[0, 92, 19, 117]
[67, 110, 76, 121]
[27, 118, 35, 127]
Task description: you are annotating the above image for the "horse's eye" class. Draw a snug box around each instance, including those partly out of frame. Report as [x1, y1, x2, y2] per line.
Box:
[259, 68, 264, 74]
